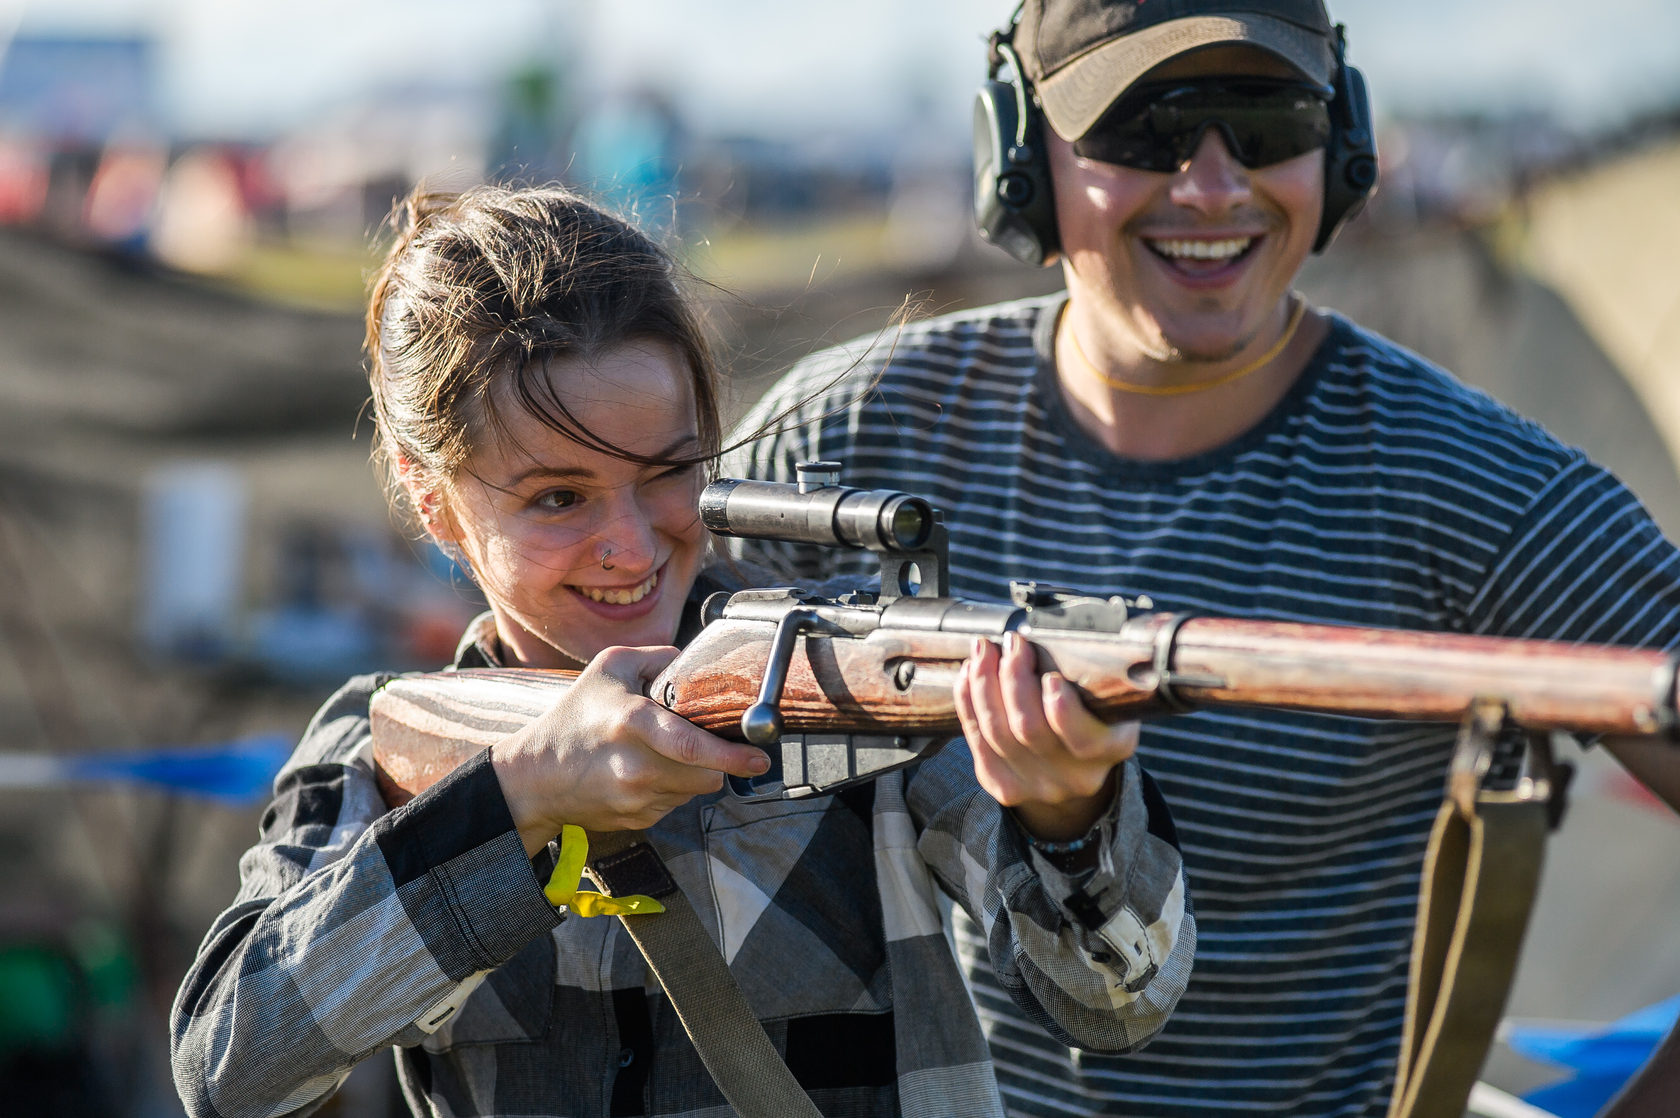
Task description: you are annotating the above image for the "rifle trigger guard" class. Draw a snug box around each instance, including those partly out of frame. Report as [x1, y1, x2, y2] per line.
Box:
[1151, 612, 1224, 711]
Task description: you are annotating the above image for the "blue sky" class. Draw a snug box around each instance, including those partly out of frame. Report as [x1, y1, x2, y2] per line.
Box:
[12, 0, 1680, 140]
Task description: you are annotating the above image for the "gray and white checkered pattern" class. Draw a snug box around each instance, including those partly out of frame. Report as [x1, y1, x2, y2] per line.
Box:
[171, 607, 1192, 1118]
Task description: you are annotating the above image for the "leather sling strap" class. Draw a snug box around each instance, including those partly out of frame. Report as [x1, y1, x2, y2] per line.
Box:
[587, 791, 1546, 1118]
[583, 828, 824, 1118]
[1387, 705, 1557, 1118]
[581, 704, 1558, 1118]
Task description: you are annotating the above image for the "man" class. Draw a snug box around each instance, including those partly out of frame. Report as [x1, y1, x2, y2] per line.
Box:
[728, 1, 1680, 1115]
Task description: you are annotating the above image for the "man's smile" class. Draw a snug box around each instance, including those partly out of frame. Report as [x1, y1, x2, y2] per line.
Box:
[1144, 235, 1256, 264]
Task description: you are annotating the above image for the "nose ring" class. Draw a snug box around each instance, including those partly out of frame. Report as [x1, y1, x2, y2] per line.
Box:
[600, 546, 614, 571]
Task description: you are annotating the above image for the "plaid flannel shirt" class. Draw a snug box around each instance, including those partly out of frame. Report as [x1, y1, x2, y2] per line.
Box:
[171, 610, 1192, 1118]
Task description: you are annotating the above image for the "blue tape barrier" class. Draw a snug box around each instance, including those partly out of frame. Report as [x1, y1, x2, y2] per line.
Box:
[0, 736, 293, 804]
[1504, 994, 1680, 1117]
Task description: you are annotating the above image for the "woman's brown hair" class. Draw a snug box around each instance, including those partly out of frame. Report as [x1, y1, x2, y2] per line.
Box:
[365, 183, 721, 527]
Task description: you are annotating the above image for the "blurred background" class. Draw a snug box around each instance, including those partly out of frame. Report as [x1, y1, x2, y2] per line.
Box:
[0, 0, 1677, 1114]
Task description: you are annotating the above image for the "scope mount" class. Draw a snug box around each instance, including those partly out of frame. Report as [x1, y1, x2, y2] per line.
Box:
[699, 465, 954, 798]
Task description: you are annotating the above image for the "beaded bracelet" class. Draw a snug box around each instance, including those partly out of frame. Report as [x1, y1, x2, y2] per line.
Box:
[1020, 830, 1093, 856]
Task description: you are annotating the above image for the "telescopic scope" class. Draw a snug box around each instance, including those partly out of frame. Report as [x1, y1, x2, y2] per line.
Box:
[699, 477, 936, 554]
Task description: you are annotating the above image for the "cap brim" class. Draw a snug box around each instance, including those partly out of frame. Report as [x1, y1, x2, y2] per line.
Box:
[1037, 15, 1337, 140]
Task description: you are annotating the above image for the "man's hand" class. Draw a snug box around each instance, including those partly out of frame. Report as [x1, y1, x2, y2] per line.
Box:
[955, 632, 1140, 843]
[491, 646, 771, 856]
[1601, 733, 1680, 816]
[1598, 1009, 1680, 1116]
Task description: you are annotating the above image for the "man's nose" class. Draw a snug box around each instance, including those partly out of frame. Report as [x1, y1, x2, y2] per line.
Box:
[1168, 128, 1253, 214]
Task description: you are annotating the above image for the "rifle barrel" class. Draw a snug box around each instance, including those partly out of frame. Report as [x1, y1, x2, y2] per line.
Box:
[1114, 617, 1677, 736]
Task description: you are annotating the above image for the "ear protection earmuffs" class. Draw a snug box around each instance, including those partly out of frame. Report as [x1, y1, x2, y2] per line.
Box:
[972, 33, 1060, 267]
[973, 20, 1379, 265]
[1314, 25, 1378, 252]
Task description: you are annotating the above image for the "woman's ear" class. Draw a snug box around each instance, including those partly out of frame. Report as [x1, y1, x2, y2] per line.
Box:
[396, 455, 457, 546]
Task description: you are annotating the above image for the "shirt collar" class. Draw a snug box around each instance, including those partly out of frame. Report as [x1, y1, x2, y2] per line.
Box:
[452, 611, 504, 669]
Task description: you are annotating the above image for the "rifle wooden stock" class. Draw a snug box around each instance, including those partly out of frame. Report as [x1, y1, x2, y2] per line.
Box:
[370, 613, 1678, 806]
[372, 668, 578, 807]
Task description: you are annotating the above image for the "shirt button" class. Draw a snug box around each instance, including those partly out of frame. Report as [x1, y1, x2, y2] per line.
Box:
[618, 1047, 636, 1068]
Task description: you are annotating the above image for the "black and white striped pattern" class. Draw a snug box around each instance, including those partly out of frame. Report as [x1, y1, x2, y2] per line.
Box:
[728, 294, 1680, 1116]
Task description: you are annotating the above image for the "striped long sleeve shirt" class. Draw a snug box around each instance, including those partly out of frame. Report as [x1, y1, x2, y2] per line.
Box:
[726, 294, 1680, 1117]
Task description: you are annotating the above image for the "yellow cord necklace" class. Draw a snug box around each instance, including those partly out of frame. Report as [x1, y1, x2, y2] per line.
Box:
[1067, 296, 1309, 397]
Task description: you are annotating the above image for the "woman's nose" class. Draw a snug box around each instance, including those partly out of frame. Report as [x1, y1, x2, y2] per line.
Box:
[592, 495, 661, 573]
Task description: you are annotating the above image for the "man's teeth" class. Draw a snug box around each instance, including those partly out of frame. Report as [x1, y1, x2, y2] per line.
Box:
[1150, 237, 1253, 261]
[578, 571, 658, 605]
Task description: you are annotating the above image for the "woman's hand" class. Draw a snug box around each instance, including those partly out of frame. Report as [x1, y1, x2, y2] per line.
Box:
[492, 645, 771, 855]
[955, 632, 1140, 843]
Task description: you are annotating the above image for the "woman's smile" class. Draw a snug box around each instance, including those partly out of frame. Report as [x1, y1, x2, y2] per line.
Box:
[569, 567, 660, 606]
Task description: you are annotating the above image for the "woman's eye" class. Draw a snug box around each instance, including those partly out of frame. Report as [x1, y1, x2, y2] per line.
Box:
[653, 462, 698, 484]
[533, 489, 579, 511]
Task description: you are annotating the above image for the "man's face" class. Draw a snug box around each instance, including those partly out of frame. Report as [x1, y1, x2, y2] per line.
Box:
[1048, 46, 1325, 365]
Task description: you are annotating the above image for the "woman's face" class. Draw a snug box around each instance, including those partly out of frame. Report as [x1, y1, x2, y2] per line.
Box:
[428, 342, 708, 669]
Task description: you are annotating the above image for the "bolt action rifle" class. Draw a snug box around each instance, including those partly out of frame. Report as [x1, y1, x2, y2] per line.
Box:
[367, 470, 1678, 1118]
[372, 472, 1675, 804]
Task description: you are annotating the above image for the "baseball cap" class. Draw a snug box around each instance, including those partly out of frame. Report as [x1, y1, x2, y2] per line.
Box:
[1014, 0, 1340, 140]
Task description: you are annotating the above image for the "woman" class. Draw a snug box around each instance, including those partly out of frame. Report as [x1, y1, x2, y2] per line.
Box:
[169, 184, 1193, 1118]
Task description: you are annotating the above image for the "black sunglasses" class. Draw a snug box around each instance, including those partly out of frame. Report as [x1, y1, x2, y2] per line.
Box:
[1072, 77, 1332, 172]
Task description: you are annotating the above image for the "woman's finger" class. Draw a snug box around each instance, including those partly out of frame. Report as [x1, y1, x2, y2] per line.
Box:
[957, 651, 1029, 804]
[579, 645, 772, 778]
[642, 709, 771, 779]
[588, 643, 681, 692]
[964, 638, 1024, 752]
[997, 632, 1054, 750]
[1042, 674, 1140, 765]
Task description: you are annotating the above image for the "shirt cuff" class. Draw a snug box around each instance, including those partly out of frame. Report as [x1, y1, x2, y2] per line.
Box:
[370, 748, 562, 977]
[1024, 760, 1188, 994]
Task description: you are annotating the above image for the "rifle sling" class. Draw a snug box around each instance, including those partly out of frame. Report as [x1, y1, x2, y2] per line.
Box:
[567, 731, 1549, 1118]
[582, 790, 1547, 1118]
[582, 828, 824, 1118]
[1386, 786, 1549, 1118]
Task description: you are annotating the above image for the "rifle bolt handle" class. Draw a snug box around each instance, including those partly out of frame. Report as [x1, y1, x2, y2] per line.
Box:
[741, 703, 783, 746]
